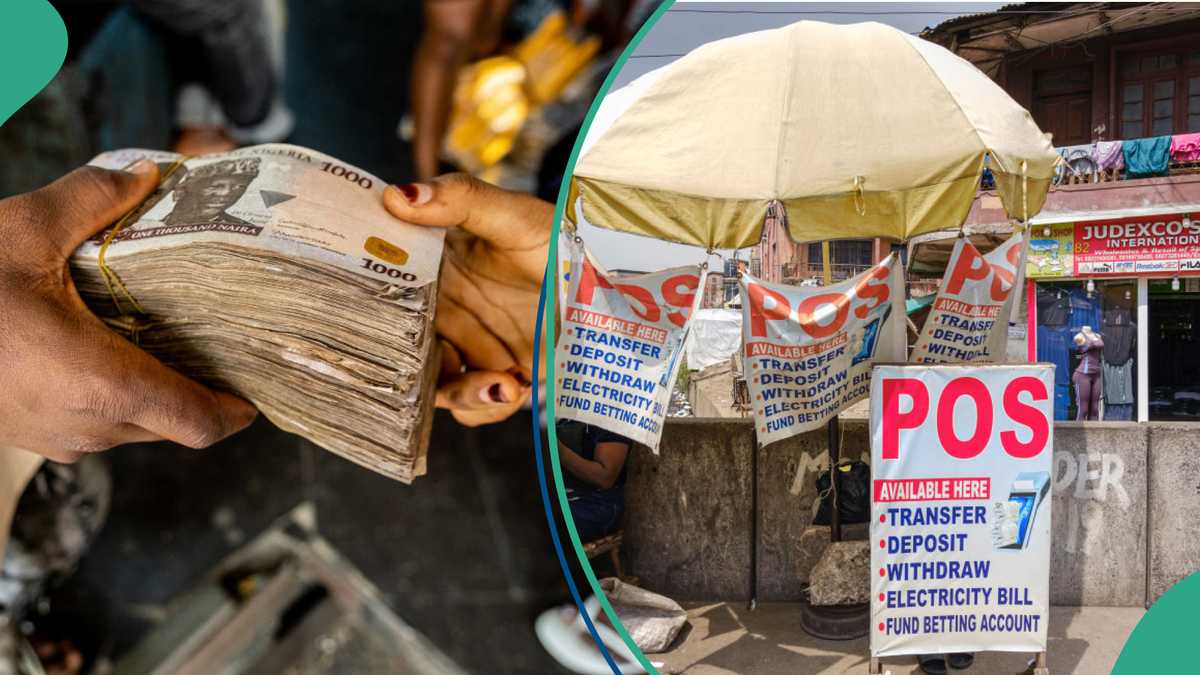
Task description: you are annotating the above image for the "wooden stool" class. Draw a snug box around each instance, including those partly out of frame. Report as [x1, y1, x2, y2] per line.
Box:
[582, 530, 629, 581]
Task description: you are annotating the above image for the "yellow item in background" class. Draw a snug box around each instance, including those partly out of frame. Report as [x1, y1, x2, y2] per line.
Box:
[444, 10, 600, 173]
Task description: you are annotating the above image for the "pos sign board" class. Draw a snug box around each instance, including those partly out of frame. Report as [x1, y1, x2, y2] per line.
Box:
[555, 235, 702, 451]
[870, 364, 1053, 658]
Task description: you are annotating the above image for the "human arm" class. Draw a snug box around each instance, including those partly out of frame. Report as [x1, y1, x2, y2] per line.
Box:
[411, 0, 514, 180]
[557, 439, 629, 490]
[0, 161, 257, 463]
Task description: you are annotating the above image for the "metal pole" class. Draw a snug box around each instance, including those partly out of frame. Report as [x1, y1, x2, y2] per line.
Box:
[829, 415, 841, 542]
[823, 240, 841, 542]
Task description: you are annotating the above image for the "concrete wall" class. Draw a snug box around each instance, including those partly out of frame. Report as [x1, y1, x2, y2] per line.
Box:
[622, 417, 1190, 607]
[623, 418, 754, 601]
[1148, 424, 1200, 603]
[755, 419, 869, 601]
[1050, 423, 1147, 606]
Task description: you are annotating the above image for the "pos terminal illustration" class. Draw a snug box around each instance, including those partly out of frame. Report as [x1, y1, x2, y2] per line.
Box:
[991, 471, 1051, 551]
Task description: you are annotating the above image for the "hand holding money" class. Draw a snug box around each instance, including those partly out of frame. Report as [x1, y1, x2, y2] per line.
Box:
[0, 162, 258, 463]
[3, 145, 546, 481]
[383, 173, 553, 427]
[71, 145, 446, 482]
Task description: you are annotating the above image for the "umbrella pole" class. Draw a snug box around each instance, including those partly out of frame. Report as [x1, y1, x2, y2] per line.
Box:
[821, 240, 840, 542]
[828, 415, 841, 542]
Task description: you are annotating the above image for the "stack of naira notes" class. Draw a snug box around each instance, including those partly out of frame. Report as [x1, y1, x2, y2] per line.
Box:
[73, 145, 444, 482]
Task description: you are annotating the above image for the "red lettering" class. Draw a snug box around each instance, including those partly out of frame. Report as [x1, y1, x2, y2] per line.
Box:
[661, 273, 699, 328]
[945, 243, 989, 296]
[881, 378, 929, 460]
[797, 292, 851, 339]
[748, 282, 791, 338]
[614, 282, 659, 323]
[988, 239, 1021, 301]
[853, 264, 891, 318]
[1001, 376, 1049, 458]
[936, 377, 991, 459]
[573, 258, 661, 323]
[574, 258, 613, 305]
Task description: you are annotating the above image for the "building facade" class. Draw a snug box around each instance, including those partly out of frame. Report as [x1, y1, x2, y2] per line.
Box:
[924, 4, 1200, 423]
[701, 270, 726, 309]
[751, 202, 886, 285]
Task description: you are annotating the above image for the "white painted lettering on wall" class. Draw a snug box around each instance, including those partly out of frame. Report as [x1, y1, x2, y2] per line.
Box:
[1052, 451, 1130, 555]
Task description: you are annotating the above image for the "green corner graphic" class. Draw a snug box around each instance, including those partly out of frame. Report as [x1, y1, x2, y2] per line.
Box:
[0, 0, 67, 127]
[1112, 572, 1200, 673]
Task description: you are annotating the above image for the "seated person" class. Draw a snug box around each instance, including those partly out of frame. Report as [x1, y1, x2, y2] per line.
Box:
[555, 419, 631, 542]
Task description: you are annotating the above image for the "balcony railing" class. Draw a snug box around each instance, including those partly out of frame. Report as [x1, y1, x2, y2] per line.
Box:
[781, 261, 873, 283]
[979, 136, 1200, 191]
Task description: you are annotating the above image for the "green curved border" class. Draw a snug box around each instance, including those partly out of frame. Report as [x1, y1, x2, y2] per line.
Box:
[1112, 571, 1200, 673]
[543, 2, 676, 673]
[0, 0, 67, 127]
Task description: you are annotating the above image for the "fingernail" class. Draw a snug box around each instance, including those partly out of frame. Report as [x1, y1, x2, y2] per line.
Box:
[126, 159, 157, 175]
[392, 182, 432, 206]
[482, 383, 508, 404]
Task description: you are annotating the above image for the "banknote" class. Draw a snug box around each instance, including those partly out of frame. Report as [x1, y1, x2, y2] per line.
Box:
[71, 145, 445, 482]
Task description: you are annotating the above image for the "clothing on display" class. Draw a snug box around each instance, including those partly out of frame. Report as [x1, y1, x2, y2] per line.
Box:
[1102, 359, 1135, 406]
[1073, 369, 1102, 421]
[1074, 329, 1104, 421]
[1092, 140, 1124, 172]
[1102, 309, 1136, 365]
[1170, 132, 1200, 162]
[1123, 135, 1171, 178]
[1055, 143, 1096, 183]
[1100, 304, 1136, 419]
[1105, 403, 1134, 421]
[1036, 285, 1102, 421]
[1037, 288, 1070, 326]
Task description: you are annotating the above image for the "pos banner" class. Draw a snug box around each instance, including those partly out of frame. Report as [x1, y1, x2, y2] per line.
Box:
[870, 363, 1053, 657]
[911, 232, 1023, 364]
[554, 237, 702, 451]
[740, 255, 905, 447]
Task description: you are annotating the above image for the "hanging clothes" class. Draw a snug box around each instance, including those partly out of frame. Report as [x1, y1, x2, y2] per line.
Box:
[1037, 326, 1072, 420]
[1105, 402, 1134, 421]
[1170, 132, 1200, 162]
[1037, 289, 1070, 326]
[1055, 143, 1095, 183]
[1123, 136, 1171, 178]
[1036, 285, 1103, 421]
[1102, 308, 1136, 366]
[1092, 140, 1124, 173]
[1102, 360, 1135, 406]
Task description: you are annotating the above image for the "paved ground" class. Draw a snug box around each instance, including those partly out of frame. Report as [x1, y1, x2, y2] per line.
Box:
[652, 603, 1144, 674]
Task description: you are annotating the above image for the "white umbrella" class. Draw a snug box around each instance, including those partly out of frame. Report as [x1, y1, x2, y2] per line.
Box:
[570, 20, 1059, 249]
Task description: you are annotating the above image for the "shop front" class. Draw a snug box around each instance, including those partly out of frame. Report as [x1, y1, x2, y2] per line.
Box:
[1026, 209, 1200, 422]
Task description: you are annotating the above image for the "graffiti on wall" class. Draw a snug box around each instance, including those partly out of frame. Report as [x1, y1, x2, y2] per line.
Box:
[1053, 451, 1132, 554]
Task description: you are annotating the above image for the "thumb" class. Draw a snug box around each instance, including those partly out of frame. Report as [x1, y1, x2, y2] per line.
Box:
[26, 161, 161, 257]
[382, 173, 552, 251]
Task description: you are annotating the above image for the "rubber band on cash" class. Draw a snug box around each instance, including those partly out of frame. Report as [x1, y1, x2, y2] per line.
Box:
[96, 156, 189, 315]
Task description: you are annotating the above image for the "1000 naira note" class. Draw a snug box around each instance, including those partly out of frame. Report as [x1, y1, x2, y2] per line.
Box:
[72, 145, 445, 483]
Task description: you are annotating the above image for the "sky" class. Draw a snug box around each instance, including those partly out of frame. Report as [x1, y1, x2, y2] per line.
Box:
[578, 1, 1005, 272]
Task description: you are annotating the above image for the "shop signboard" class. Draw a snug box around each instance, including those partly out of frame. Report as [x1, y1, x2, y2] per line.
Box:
[555, 235, 702, 451]
[1027, 213, 1200, 278]
[739, 256, 905, 446]
[870, 363, 1053, 657]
